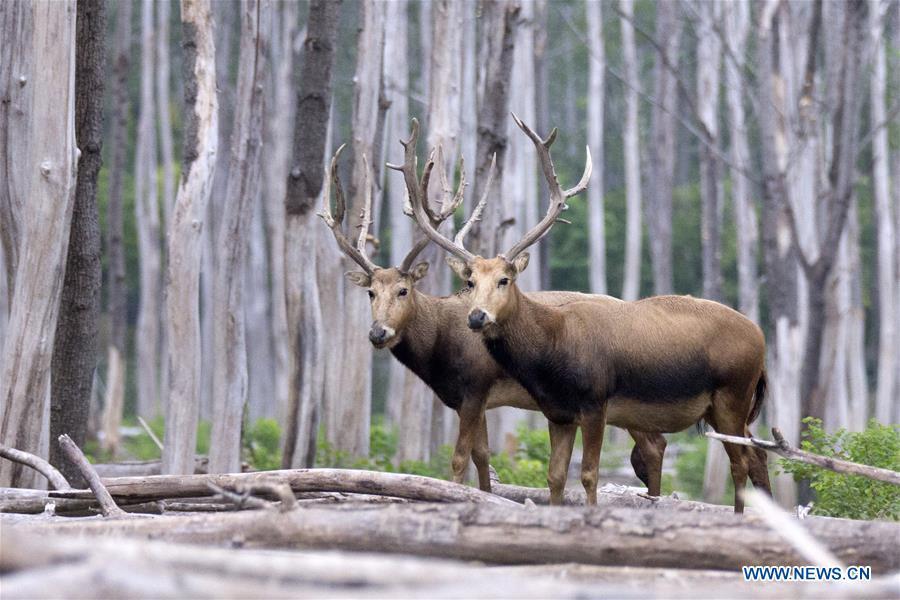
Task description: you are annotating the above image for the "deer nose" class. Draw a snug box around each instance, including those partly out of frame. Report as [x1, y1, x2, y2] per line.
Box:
[369, 324, 388, 345]
[468, 309, 487, 330]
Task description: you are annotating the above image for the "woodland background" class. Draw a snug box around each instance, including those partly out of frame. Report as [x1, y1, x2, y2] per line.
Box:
[0, 0, 898, 509]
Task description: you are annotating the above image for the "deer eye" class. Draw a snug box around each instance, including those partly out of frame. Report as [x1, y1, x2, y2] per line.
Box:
[367, 290, 375, 300]
[398, 288, 408, 297]
[498, 278, 509, 287]
[467, 280, 475, 289]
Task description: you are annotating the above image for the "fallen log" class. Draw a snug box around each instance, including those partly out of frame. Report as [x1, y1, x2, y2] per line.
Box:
[706, 429, 900, 486]
[4, 532, 894, 599]
[5, 501, 898, 573]
[47, 468, 520, 507]
[492, 482, 739, 512]
[93, 457, 211, 478]
[57, 435, 127, 517]
[0, 445, 71, 490]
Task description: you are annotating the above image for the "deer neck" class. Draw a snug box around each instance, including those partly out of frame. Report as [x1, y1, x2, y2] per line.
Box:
[388, 290, 440, 374]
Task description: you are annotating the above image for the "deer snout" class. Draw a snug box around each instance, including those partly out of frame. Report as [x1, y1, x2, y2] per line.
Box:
[468, 309, 489, 330]
[369, 323, 394, 346]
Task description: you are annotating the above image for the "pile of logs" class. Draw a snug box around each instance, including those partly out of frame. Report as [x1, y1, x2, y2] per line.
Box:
[1, 435, 898, 599]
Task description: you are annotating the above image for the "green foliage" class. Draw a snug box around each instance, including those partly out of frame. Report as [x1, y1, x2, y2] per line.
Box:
[490, 424, 552, 487]
[780, 418, 900, 521]
[122, 416, 165, 461]
[244, 418, 282, 471]
[399, 446, 453, 480]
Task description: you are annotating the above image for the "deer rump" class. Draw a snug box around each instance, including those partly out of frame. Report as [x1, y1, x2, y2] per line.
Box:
[482, 295, 766, 431]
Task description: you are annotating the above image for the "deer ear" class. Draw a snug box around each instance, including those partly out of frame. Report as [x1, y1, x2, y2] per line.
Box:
[409, 261, 429, 281]
[512, 252, 530, 274]
[344, 271, 372, 287]
[445, 256, 470, 280]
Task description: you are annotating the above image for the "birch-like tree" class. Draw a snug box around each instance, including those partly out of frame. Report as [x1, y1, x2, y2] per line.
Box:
[646, 1, 681, 297]
[870, 0, 896, 424]
[163, 0, 218, 475]
[586, 0, 605, 295]
[49, 0, 105, 483]
[0, 0, 78, 488]
[208, 0, 270, 474]
[100, 0, 132, 453]
[134, 0, 162, 420]
[619, 0, 642, 302]
[281, 0, 341, 468]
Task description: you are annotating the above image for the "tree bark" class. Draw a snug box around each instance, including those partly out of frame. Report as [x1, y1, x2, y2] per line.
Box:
[533, 0, 551, 291]
[208, 0, 270, 474]
[8, 502, 899, 573]
[333, 0, 385, 458]
[100, 0, 132, 454]
[49, 0, 105, 486]
[646, 1, 681, 297]
[586, 0, 605, 295]
[471, 0, 519, 258]
[163, 0, 219, 475]
[0, 0, 33, 301]
[157, 0, 176, 228]
[134, 0, 162, 420]
[870, 0, 896, 425]
[0, 0, 78, 488]
[724, 0, 758, 323]
[281, 0, 341, 468]
[697, 1, 723, 303]
[619, 0, 642, 302]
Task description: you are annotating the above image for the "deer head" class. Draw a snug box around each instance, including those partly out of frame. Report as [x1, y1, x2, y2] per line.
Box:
[320, 143, 458, 348]
[402, 114, 592, 332]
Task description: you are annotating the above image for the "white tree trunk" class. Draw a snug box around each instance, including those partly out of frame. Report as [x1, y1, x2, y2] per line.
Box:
[246, 197, 275, 422]
[262, 0, 297, 426]
[619, 0, 641, 302]
[725, 0, 758, 323]
[870, 0, 896, 424]
[208, 0, 269, 474]
[135, 0, 162, 420]
[163, 0, 218, 475]
[845, 203, 868, 431]
[586, 0, 605, 295]
[156, 0, 175, 229]
[0, 0, 78, 488]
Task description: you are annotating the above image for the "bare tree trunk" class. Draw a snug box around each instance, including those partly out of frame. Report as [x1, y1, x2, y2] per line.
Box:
[134, 0, 161, 420]
[646, 0, 681, 297]
[619, 0, 641, 302]
[471, 0, 519, 258]
[157, 0, 176, 228]
[0, 0, 78, 488]
[208, 0, 270, 474]
[696, 1, 723, 303]
[262, 0, 298, 426]
[281, 0, 341, 468]
[757, 2, 802, 506]
[100, 0, 132, 454]
[586, 0, 605, 295]
[382, 0, 432, 462]
[0, 0, 32, 299]
[870, 0, 896, 424]
[332, 0, 385, 458]
[163, 0, 218, 475]
[533, 0, 551, 291]
[245, 199, 275, 422]
[49, 0, 105, 484]
[893, 1, 900, 425]
[724, 0, 758, 322]
[845, 202, 868, 430]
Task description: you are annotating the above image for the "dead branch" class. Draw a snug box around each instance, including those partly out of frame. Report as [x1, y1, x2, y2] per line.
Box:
[57, 434, 127, 517]
[47, 468, 521, 507]
[5, 501, 898, 573]
[92, 456, 211, 478]
[0, 445, 71, 490]
[706, 429, 900, 486]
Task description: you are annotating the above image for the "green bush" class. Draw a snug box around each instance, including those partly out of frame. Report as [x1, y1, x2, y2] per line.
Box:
[780, 418, 900, 521]
[245, 418, 282, 471]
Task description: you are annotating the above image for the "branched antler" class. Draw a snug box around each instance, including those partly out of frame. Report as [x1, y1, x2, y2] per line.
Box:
[318, 144, 381, 274]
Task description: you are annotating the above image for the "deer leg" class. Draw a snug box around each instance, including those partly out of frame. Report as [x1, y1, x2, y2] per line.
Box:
[580, 406, 608, 506]
[709, 399, 752, 513]
[452, 399, 485, 487]
[746, 426, 772, 495]
[629, 430, 666, 497]
[547, 421, 577, 505]
[471, 410, 492, 492]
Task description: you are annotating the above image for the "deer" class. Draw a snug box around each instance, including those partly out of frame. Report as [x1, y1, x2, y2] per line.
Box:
[407, 114, 772, 512]
[319, 136, 668, 499]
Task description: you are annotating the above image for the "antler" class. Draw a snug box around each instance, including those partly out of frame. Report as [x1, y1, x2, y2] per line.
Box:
[318, 144, 381, 275]
[387, 119, 475, 267]
[504, 113, 592, 260]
